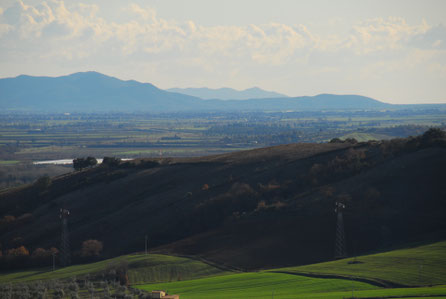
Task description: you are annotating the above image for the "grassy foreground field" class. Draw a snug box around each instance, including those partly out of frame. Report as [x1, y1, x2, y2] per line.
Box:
[0, 254, 228, 284]
[136, 272, 446, 299]
[274, 240, 446, 287]
[2, 241, 446, 298]
[135, 240, 446, 298]
[136, 272, 378, 299]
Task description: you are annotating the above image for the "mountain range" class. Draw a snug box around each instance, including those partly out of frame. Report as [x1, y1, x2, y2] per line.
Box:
[0, 72, 202, 112]
[2, 71, 445, 113]
[167, 86, 288, 100]
[0, 71, 397, 113]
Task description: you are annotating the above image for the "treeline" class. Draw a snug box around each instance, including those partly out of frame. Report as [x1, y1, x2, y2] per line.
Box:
[0, 235, 104, 270]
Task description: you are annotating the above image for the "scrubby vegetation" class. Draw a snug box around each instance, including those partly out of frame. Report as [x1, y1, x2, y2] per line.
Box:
[0, 278, 150, 299]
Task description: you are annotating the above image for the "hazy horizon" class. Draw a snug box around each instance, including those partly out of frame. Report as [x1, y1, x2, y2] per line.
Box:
[1, 0, 446, 104]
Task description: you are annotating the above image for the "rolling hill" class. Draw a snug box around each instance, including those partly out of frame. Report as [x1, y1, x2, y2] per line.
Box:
[137, 240, 446, 298]
[1, 129, 445, 271]
[0, 72, 394, 112]
[0, 253, 229, 284]
[274, 240, 446, 287]
[2, 238, 446, 298]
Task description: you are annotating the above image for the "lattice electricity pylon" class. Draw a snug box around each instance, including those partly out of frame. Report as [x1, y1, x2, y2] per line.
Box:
[59, 208, 71, 267]
[334, 202, 347, 259]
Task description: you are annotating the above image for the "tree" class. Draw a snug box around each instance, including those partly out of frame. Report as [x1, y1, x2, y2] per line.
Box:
[32, 248, 50, 257]
[73, 157, 98, 171]
[49, 247, 59, 255]
[85, 156, 98, 168]
[102, 157, 121, 167]
[72, 158, 83, 171]
[34, 175, 51, 190]
[422, 127, 446, 140]
[329, 137, 343, 143]
[7, 245, 29, 256]
[81, 239, 103, 257]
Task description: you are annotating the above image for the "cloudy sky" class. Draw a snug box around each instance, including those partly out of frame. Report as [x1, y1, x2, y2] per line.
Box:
[1, 0, 446, 104]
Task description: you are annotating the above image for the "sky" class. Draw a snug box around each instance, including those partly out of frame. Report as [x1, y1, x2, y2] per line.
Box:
[1, 0, 446, 104]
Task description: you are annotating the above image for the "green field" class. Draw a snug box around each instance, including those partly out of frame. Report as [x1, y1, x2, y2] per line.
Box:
[340, 132, 392, 142]
[2, 241, 446, 298]
[136, 272, 446, 299]
[0, 254, 228, 284]
[136, 272, 377, 299]
[0, 160, 19, 165]
[135, 241, 446, 298]
[274, 240, 446, 287]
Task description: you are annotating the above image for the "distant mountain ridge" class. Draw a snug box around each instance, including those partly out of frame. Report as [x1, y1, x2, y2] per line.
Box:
[167, 86, 288, 100]
[0, 71, 402, 112]
[0, 71, 203, 112]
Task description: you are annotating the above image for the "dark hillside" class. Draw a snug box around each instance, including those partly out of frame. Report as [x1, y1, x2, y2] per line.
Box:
[0, 130, 445, 270]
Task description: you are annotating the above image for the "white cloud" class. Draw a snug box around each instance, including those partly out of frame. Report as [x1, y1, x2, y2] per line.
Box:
[340, 17, 431, 54]
[0, 1, 445, 103]
[409, 24, 446, 50]
[128, 3, 156, 21]
[2, 1, 441, 63]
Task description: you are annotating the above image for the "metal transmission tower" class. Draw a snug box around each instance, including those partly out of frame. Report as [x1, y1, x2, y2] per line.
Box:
[59, 208, 71, 267]
[334, 202, 347, 259]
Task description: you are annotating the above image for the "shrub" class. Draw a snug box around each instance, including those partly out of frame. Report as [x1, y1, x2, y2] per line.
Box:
[102, 157, 121, 167]
[329, 137, 343, 143]
[7, 246, 29, 256]
[33, 175, 51, 190]
[73, 157, 97, 171]
[422, 127, 446, 140]
[345, 138, 358, 144]
[81, 239, 103, 257]
[104, 260, 130, 286]
[53, 288, 64, 299]
[32, 248, 51, 258]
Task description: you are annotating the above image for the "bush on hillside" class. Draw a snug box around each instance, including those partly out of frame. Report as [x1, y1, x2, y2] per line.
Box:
[81, 239, 103, 257]
[73, 157, 97, 171]
[102, 157, 121, 167]
[420, 127, 446, 147]
[33, 175, 51, 191]
[329, 137, 358, 144]
[329, 137, 343, 143]
[7, 246, 29, 256]
[422, 127, 446, 140]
